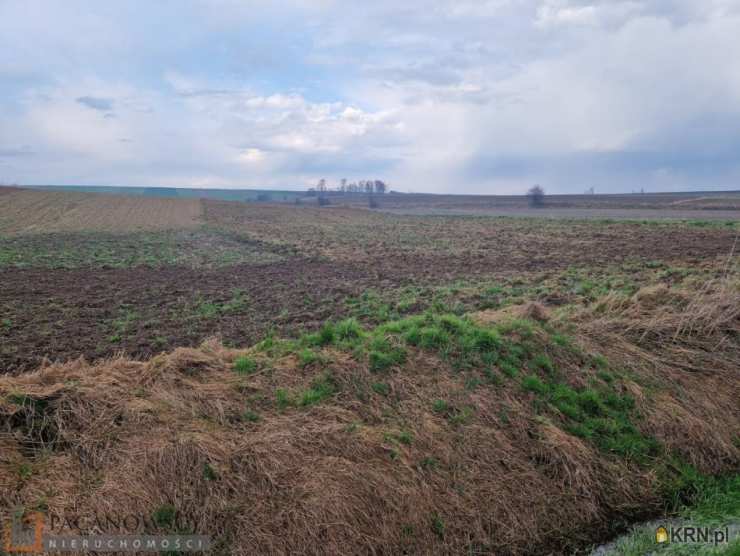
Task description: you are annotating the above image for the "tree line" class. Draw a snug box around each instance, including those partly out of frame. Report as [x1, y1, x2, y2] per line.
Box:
[308, 178, 387, 195]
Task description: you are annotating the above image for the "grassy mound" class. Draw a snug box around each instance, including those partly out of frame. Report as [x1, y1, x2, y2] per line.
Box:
[1, 277, 738, 554]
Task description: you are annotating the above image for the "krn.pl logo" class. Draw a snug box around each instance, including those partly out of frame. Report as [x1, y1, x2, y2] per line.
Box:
[655, 525, 669, 544]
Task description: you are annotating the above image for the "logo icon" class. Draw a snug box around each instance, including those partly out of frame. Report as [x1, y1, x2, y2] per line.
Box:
[3, 511, 45, 553]
[656, 526, 669, 544]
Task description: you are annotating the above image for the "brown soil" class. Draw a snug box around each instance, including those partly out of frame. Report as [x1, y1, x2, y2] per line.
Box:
[2, 194, 738, 372]
[2, 217, 738, 373]
[381, 206, 740, 220]
[0, 189, 202, 234]
[202, 198, 739, 263]
[0, 186, 21, 196]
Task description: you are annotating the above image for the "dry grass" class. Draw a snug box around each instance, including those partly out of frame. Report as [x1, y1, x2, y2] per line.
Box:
[573, 277, 740, 473]
[0, 347, 646, 554]
[1, 277, 738, 554]
[472, 301, 551, 326]
[0, 189, 202, 234]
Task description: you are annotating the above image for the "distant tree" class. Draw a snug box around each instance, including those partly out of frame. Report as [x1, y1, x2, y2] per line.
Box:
[340, 178, 347, 193]
[374, 180, 386, 194]
[316, 178, 330, 205]
[527, 185, 545, 207]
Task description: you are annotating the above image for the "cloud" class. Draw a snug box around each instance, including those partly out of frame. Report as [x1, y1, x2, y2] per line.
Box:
[534, 1, 644, 28]
[76, 96, 114, 112]
[0, 0, 739, 192]
[0, 146, 34, 157]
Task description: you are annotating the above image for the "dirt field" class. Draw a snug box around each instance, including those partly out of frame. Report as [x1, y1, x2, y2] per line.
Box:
[202, 199, 739, 262]
[0, 194, 738, 371]
[1, 188, 738, 554]
[300, 189, 740, 211]
[0, 188, 202, 234]
[382, 206, 740, 220]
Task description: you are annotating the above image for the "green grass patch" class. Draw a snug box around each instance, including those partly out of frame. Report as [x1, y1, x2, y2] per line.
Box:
[371, 382, 390, 396]
[419, 457, 439, 471]
[529, 354, 555, 374]
[298, 348, 321, 368]
[241, 410, 260, 423]
[432, 399, 449, 413]
[369, 344, 407, 372]
[448, 406, 474, 426]
[385, 430, 414, 446]
[297, 374, 337, 407]
[431, 513, 445, 539]
[192, 289, 251, 320]
[347, 290, 398, 323]
[334, 318, 364, 342]
[203, 462, 218, 481]
[603, 471, 740, 555]
[233, 355, 258, 375]
[518, 369, 656, 461]
[152, 504, 177, 529]
[17, 462, 33, 480]
[522, 374, 549, 395]
[275, 389, 292, 410]
[288, 308, 662, 463]
[0, 230, 284, 269]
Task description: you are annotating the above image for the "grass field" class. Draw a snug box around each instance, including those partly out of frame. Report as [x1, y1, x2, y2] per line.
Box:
[0, 187, 738, 554]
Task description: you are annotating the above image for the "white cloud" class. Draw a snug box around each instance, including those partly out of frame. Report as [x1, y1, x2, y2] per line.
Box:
[237, 148, 266, 164]
[2, 72, 404, 187]
[1, 0, 740, 192]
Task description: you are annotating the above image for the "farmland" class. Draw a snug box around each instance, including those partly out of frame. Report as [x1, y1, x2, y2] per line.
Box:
[1, 187, 739, 554]
[1, 188, 738, 373]
[0, 189, 202, 234]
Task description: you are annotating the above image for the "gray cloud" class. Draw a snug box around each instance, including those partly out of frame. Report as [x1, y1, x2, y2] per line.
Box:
[1, 0, 739, 192]
[76, 96, 114, 112]
[375, 63, 462, 86]
[0, 146, 34, 157]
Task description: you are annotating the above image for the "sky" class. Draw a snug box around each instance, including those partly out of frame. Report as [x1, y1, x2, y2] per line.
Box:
[1, 0, 740, 194]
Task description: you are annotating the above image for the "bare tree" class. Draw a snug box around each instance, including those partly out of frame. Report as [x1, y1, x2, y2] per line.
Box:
[527, 184, 545, 207]
[374, 180, 386, 194]
[316, 178, 329, 206]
